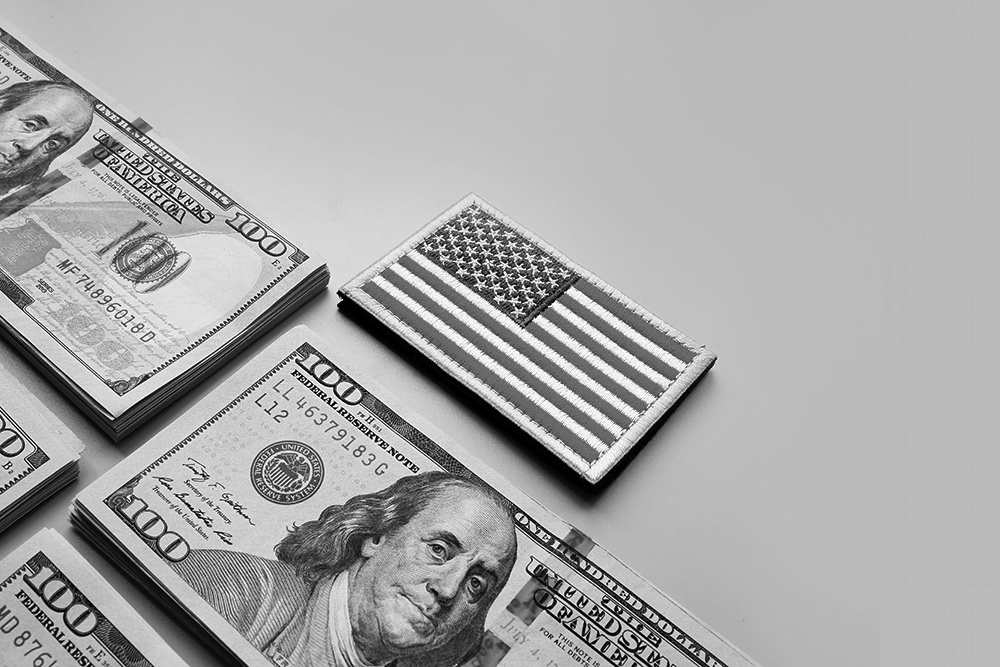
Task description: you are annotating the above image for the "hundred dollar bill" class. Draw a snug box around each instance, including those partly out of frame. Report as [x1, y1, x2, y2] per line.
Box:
[0, 528, 188, 666]
[0, 368, 80, 533]
[72, 326, 759, 667]
[0, 18, 328, 438]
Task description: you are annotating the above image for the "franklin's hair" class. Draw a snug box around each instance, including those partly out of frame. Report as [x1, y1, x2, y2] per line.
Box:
[275, 470, 514, 585]
[0, 80, 95, 194]
[0, 79, 95, 117]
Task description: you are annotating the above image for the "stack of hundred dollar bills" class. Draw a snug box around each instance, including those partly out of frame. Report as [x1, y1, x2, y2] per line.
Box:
[72, 326, 760, 667]
[0, 370, 81, 533]
[0, 19, 329, 440]
[0, 528, 189, 666]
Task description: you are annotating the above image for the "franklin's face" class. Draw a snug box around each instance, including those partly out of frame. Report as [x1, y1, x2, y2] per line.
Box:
[0, 87, 92, 181]
[348, 485, 517, 663]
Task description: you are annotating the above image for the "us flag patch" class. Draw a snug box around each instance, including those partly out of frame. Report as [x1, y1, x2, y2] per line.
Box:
[339, 194, 716, 484]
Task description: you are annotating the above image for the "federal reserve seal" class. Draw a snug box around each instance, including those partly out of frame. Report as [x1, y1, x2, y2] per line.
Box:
[251, 441, 324, 505]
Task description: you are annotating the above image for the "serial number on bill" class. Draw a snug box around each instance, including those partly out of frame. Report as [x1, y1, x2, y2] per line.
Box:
[253, 379, 391, 475]
[0, 605, 59, 667]
[55, 260, 157, 343]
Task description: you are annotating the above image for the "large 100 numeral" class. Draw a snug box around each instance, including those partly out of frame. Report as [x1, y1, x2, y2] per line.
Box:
[296, 350, 364, 405]
[24, 564, 98, 636]
[224, 211, 287, 257]
[116, 495, 191, 562]
[0, 411, 24, 458]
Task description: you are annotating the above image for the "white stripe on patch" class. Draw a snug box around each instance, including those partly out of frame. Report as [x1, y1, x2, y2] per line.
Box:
[389, 263, 623, 437]
[532, 316, 658, 404]
[566, 287, 687, 374]
[372, 275, 609, 454]
[550, 302, 672, 387]
[410, 252, 641, 421]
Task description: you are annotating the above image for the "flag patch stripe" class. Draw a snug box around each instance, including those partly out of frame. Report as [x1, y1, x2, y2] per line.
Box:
[547, 302, 673, 386]
[563, 287, 684, 377]
[403, 253, 639, 426]
[384, 264, 623, 439]
[523, 318, 654, 410]
[573, 278, 697, 365]
[538, 308, 666, 395]
[361, 279, 606, 462]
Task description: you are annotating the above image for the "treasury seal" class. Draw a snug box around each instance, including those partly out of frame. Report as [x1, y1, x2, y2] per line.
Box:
[251, 441, 324, 505]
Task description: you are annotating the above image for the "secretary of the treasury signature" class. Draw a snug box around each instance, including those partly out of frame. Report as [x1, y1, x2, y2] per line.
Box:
[171, 471, 518, 667]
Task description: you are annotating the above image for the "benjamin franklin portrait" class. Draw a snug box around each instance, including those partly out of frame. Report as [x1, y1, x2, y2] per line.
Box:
[172, 471, 518, 667]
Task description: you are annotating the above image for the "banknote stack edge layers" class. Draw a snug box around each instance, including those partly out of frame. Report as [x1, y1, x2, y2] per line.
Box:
[0, 528, 190, 666]
[0, 369, 81, 534]
[0, 19, 330, 440]
[71, 326, 757, 667]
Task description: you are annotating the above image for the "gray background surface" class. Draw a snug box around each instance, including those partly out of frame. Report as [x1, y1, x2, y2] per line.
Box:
[0, 2, 992, 666]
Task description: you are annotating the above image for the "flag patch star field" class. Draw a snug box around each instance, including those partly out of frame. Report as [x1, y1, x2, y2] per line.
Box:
[339, 195, 716, 484]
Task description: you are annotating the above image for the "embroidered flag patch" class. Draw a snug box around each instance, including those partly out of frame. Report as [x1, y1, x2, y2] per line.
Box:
[339, 194, 716, 484]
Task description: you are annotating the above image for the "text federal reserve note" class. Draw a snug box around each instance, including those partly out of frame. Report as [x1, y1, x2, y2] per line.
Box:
[0, 18, 328, 436]
[0, 529, 188, 666]
[74, 326, 759, 667]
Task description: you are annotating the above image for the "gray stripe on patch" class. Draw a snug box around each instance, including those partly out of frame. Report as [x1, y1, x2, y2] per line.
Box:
[523, 321, 650, 412]
[361, 281, 603, 463]
[538, 309, 664, 396]
[559, 290, 679, 381]
[381, 268, 616, 443]
[574, 279, 697, 364]
[401, 254, 633, 430]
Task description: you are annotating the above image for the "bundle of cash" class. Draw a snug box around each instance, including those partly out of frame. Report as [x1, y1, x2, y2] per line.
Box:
[339, 194, 715, 485]
[0, 19, 328, 439]
[0, 370, 80, 533]
[0, 528, 188, 666]
[72, 326, 757, 667]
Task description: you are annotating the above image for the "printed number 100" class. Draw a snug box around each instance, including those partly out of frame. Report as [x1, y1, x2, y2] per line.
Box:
[23, 564, 98, 636]
[116, 495, 191, 562]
